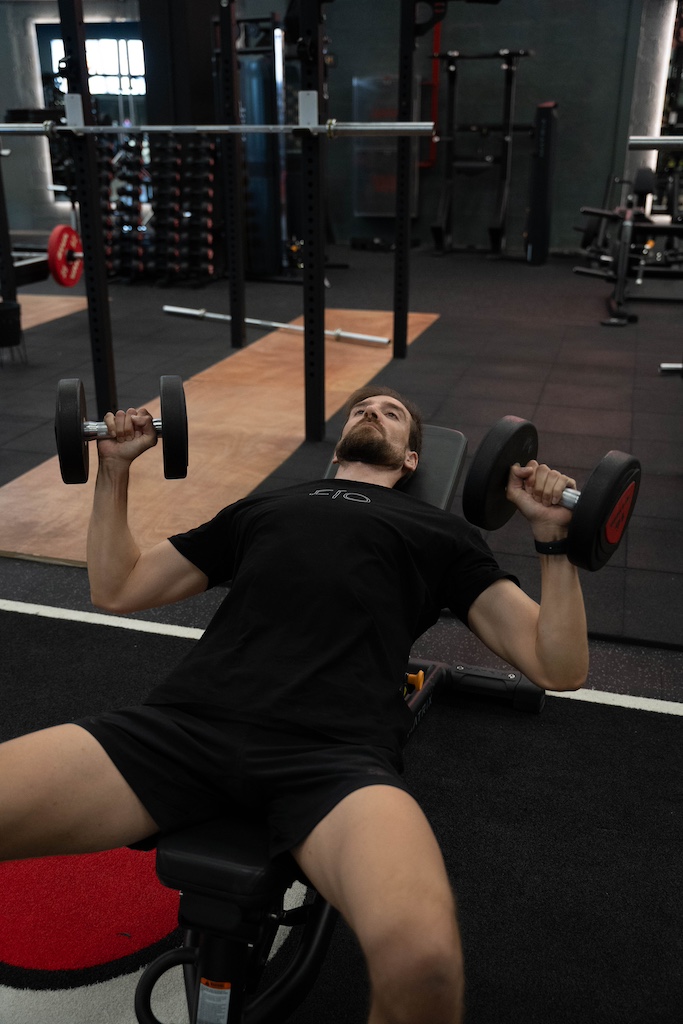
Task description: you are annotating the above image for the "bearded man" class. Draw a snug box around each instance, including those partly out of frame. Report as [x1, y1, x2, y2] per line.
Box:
[0, 385, 588, 1024]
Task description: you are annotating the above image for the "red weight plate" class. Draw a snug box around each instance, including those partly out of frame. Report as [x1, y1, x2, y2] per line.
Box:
[567, 452, 641, 571]
[605, 480, 638, 545]
[47, 224, 84, 288]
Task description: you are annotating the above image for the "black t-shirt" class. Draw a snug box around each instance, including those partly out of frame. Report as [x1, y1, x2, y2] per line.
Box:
[145, 479, 517, 751]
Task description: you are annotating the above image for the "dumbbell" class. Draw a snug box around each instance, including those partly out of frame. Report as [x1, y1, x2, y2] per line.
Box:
[461, 416, 641, 571]
[55, 376, 188, 484]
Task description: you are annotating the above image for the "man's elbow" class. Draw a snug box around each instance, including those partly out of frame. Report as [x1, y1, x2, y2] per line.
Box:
[89, 588, 133, 615]
[549, 675, 587, 692]
[542, 667, 589, 692]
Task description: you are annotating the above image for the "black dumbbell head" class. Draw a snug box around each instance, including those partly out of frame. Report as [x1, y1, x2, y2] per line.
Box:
[159, 375, 189, 479]
[55, 378, 89, 484]
[462, 416, 539, 531]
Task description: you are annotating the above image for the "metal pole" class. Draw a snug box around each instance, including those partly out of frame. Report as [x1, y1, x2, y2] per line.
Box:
[432, 56, 457, 254]
[217, 0, 247, 349]
[0, 149, 18, 304]
[393, 0, 417, 360]
[629, 135, 683, 149]
[489, 54, 519, 256]
[57, 0, 118, 418]
[298, 0, 327, 442]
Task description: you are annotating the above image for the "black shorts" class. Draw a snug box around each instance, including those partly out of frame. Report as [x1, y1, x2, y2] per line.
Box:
[75, 703, 411, 857]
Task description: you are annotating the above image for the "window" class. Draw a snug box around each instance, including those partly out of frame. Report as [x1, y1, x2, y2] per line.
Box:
[36, 23, 147, 126]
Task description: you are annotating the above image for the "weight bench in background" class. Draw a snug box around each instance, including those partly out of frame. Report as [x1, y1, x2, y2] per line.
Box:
[573, 166, 683, 332]
[134, 424, 544, 1024]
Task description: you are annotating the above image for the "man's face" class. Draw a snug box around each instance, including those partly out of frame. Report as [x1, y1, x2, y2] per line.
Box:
[334, 395, 418, 472]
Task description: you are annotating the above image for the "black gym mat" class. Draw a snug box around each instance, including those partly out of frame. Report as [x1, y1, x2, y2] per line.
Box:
[2, 608, 682, 1024]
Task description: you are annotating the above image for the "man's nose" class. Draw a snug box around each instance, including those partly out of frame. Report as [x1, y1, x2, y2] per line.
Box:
[363, 407, 379, 420]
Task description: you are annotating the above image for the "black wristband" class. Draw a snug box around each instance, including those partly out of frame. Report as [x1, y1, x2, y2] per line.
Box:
[534, 538, 569, 556]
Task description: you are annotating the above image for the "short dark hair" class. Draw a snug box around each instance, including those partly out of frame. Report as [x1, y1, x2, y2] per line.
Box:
[342, 386, 423, 457]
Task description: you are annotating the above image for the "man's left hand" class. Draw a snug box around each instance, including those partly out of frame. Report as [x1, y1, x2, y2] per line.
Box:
[506, 460, 576, 540]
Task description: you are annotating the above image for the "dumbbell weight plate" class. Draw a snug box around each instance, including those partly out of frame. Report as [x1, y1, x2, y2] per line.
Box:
[55, 378, 90, 484]
[462, 416, 539, 530]
[47, 225, 84, 288]
[566, 451, 641, 571]
[159, 375, 188, 479]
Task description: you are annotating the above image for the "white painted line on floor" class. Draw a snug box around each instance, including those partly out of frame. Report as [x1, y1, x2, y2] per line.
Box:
[548, 685, 683, 716]
[2, 598, 681, 715]
[0, 598, 203, 640]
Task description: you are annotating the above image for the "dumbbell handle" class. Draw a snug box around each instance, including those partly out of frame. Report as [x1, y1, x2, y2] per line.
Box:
[556, 487, 581, 511]
[515, 480, 581, 511]
[83, 419, 163, 439]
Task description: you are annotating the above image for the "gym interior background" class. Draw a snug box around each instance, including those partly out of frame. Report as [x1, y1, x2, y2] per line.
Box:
[1, 1, 683, 1021]
[0, 0, 666, 251]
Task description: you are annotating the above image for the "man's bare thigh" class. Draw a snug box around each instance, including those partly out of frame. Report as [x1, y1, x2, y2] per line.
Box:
[0, 723, 159, 861]
[293, 784, 458, 942]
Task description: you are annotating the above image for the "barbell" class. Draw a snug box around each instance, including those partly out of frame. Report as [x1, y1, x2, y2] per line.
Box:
[0, 120, 435, 140]
[462, 416, 641, 572]
[55, 376, 188, 484]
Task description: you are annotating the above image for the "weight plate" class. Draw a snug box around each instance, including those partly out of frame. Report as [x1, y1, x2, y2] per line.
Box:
[462, 416, 539, 530]
[566, 451, 641, 571]
[47, 225, 84, 288]
[159, 375, 188, 479]
[55, 378, 89, 484]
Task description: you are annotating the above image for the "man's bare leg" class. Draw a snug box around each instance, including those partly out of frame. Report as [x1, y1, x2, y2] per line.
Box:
[0, 724, 159, 860]
[293, 785, 464, 1024]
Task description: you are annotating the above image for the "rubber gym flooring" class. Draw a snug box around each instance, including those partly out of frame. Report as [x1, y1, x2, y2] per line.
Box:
[1, 244, 683, 1023]
[1, 245, 683, 700]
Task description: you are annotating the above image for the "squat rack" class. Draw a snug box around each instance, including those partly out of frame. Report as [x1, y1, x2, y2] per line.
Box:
[1, 0, 438, 442]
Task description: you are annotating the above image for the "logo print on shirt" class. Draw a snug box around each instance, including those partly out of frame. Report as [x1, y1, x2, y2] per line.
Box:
[309, 488, 371, 503]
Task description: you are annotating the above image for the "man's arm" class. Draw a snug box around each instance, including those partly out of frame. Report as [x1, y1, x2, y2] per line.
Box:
[467, 460, 589, 692]
[87, 408, 208, 614]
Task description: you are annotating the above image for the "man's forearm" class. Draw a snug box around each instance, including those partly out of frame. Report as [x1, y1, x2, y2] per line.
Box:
[535, 554, 589, 690]
[87, 460, 141, 610]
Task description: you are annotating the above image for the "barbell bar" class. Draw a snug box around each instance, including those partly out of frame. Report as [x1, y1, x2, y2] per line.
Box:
[628, 136, 683, 150]
[462, 416, 641, 572]
[0, 120, 435, 139]
[55, 376, 188, 484]
[163, 305, 390, 346]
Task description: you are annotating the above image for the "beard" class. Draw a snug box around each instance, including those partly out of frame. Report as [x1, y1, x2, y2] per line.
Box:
[335, 422, 406, 470]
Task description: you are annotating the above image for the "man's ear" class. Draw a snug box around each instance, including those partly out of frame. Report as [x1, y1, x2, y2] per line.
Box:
[403, 450, 419, 475]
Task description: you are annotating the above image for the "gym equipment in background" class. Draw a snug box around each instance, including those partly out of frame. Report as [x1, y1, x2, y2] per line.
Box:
[574, 165, 683, 327]
[431, 49, 557, 260]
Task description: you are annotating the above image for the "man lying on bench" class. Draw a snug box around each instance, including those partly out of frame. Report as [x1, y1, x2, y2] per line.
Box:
[0, 385, 588, 1024]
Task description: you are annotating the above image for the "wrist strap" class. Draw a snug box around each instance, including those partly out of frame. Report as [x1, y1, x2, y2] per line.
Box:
[534, 538, 569, 556]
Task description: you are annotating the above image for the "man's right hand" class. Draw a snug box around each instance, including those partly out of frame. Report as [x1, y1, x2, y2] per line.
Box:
[97, 408, 158, 468]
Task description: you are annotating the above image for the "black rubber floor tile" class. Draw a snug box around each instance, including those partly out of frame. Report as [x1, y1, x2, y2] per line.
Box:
[624, 569, 683, 647]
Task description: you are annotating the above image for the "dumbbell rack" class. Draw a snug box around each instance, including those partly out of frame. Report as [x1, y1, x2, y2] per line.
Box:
[101, 133, 220, 285]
